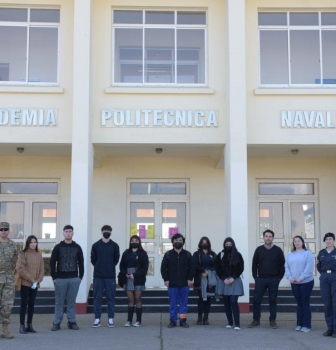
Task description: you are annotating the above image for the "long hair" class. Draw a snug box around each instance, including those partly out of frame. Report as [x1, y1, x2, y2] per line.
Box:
[291, 235, 307, 251]
[23, 235, 39, 252]
[197, 236, 211, 251]
[128, 235, 144, 251]
[223, 237, 240, 266]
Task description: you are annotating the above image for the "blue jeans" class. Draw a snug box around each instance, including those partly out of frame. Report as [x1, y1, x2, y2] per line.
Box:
[253, 277, 280, 321]
[93, 278, 116, 319]
[223, 295, 240, 327]
[291, 280, 314, 328]
[168, 286, 189, 323]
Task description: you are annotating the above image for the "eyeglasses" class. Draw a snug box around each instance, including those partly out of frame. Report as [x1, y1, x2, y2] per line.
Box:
[0, 229, 9, 232]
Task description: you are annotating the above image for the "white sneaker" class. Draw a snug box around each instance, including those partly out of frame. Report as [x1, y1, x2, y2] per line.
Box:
[108, 318, 114, 328]
[234, 326, 240, 330]
[301, 327, 310, 332]
[92, 319, 101, 328]
[133, 322, 141, 327]
[295, 326, 302, 331]
[226, 325, 233, 329]
[124, 321, 132, 327]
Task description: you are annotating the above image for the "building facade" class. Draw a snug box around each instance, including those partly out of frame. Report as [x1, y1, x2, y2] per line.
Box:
[1, 0, 336, 312]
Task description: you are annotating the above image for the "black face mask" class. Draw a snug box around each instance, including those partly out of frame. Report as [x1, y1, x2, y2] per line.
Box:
[224, 246, 232, 252]
[201, 243, 209, 249]
[103, 231, 111, 239]
[131, 242, 139, 249]
[173, 242, 183, 249]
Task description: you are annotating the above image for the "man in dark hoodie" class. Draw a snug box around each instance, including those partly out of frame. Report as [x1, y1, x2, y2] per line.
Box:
[50, 225, 84, 331]
[91, 225, 120, 328]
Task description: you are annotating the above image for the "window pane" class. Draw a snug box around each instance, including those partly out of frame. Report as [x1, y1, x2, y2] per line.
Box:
[130, 182, 186, 195]
[259, 202, 284, 239]
[130, 202, 155, 239]
[322, 30, 336, 84]
[28, 27, 58, 83]
[145, 28, 174, 83]
[114, 28, 142, 83]
[0, 202, 24, 239]
[30, 9, 60, 23]
[0, 26, 27, 82]
[259, 183, 314, 195]
[114, 10, 142, 24]
[145, 11, 174, 24]
[177, 12, 206, 25]
[147, 257, 154, 276]
[161, 202, 186, 239]
[258, 13, 287, 26]
[260, 30, 288, 84]
[1, 182, 58, 194]
[177, 29, 205, 84]
[32, 202, 57, 239]
[290, 30, 320, 84]
[290, 13, 319, 26]
[0, 8, 27, 22]
[321, 13, 336, 25]
[291, 203, 315, 239]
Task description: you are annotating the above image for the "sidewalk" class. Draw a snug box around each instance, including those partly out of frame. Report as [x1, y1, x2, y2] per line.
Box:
[1, 313, 333, 350]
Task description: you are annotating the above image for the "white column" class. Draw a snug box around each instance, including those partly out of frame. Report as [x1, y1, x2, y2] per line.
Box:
[70, 0, 92, 312]
[225, 0, 249, 308]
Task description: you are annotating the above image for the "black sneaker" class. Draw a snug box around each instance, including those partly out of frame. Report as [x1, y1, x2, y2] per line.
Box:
[323, 329, 333, 336]
[51, 323, 60, 331]
[67, 322, 79, 330]
[167, 320, 176, 328]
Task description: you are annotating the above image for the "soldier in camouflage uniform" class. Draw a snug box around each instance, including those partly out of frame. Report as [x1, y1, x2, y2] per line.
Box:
[0, 222, 18, 339]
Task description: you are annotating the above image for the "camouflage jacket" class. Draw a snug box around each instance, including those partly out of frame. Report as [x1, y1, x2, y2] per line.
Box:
[0, 239, 18, 283]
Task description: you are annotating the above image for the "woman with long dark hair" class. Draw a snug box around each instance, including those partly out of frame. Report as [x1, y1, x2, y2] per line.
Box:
[215, 237, 244, 330]
[285, 235, 314, 332]
[15, 235, 44, 334]
[119, 235, 149, 327]
[192, 236, 217, 325]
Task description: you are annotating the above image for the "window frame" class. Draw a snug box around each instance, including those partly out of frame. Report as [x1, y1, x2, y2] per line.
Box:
[111, 9, 208, 87]
[0, 6, 60, 86]
[258, 11, 336, 87]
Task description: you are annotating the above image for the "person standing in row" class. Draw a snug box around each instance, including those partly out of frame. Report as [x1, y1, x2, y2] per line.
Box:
[317, 232, 336, 338]
[249, 229, 285, 329]
[0, 222, 18, 339]
[91, 225, 120, 328]
[119, 235, 149, 327]
[285, 236, 314, 333]
[50, 225, 84, 331]
[216, 237, 244, 330]
[16, 235, 44, 334]
[161, 233, 195, 328]
[193, 236, 217, 326]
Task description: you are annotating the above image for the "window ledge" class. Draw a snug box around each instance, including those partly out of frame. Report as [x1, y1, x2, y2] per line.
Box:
[0, 86, 64, 94]
[254, 88, 336, 96]
[105, 87, 214, 95]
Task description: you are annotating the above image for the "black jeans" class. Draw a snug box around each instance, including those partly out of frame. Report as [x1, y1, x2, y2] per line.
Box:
[20, 285, 38, 325]
[223, 295, 240, 327]
[253, 277, 280, 322]
[196, 289, 212, 314]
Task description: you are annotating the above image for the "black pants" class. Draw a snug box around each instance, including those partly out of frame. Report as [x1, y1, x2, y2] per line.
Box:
[20, 285, 38, 325]
[196, 289, 212, 314]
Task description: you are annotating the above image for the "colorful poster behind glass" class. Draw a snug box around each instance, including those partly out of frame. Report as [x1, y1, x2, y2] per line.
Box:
[139, 225, 146, 239]
[147, 225, 155, 239]
[169, 227, 179, 239]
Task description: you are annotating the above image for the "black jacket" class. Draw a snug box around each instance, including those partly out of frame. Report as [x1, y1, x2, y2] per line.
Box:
[252, 245, 285, 279]
[161, 249, 195, 287]
[192, 250, 217, 288]
[215, 250, 244, 280]
[119, 249, 149, 286]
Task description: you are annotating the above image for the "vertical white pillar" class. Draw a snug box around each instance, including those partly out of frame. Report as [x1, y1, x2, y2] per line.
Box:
[225, 0, 249, 310]
[70, 0, 92, 313]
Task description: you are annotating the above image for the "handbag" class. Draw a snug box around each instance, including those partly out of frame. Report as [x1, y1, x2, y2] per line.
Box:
[14, 270, 21, 291]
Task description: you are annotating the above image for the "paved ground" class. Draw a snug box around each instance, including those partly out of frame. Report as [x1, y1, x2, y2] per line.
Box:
[1, 312, 334, 350]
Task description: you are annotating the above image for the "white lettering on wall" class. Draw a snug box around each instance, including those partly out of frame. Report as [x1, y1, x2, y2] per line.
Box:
[101, 109, 218, 128]
[0, 108, 57, 126]
[281, 110, 335, 128]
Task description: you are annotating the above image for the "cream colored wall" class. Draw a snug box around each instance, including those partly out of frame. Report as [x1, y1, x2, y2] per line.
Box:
[246, 0, 336, 145]
[92, 0, 226, 145]
[0, 0, 74, 143]
[248, 157, 336, 279]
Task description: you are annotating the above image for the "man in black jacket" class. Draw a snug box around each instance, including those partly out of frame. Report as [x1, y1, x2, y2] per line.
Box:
[249, 229, 285, 329]
[161, 233, 195, 328]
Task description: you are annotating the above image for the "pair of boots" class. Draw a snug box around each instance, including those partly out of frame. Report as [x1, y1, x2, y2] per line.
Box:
[127, 306, 142, 326]
[1, 323, 14, 339]
[20, 324, 36, 334]
[196, 313, 209, 325]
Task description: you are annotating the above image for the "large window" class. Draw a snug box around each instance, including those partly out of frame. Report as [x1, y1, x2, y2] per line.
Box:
[259, 12, 336, 86]
[112, 10, 206, 85]
[0, 7, 60, 84]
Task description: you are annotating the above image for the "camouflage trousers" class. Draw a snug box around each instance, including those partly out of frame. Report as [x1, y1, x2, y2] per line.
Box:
[0, 282, 15, 324]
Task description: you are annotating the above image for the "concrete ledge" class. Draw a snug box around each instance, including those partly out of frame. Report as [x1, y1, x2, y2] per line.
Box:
[0, 86, 64, 94]
[105, 87, 215, 94]
[254, 88, 336, 95]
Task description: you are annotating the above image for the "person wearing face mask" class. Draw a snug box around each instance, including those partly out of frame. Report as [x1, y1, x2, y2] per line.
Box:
[161, 233, 195, 328]
[215, 237, 244, 330]
[119, 235, 149, 327]
[193, 236, 217, 325]
[91, 225, 120, 328]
